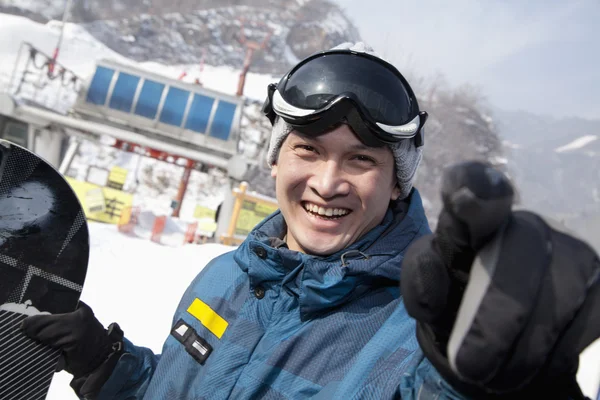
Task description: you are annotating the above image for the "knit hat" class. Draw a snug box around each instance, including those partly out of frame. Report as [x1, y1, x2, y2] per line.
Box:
[266, 42, 423, 200]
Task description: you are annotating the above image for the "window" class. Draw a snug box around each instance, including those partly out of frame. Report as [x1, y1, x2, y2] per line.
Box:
[184, 94, 215, 134]
[209, 101, 237, 140]
[86, 66, 115, 105]
[134, 80, 165, 119]
[159, 87, 190, 127]
[109, 72, 140, 113]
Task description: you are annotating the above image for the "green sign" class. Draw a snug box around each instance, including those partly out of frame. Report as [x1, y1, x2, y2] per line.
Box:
[235, 199, 278, 236]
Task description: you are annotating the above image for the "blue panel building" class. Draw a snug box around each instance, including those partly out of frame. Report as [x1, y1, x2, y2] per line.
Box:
[74, 60, 244, 161]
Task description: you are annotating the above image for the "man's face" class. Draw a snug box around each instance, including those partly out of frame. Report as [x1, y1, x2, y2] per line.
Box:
[271, 124, 400, 256]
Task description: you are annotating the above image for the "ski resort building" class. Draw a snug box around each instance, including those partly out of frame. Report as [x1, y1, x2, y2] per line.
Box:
[0, 42, 258, 241]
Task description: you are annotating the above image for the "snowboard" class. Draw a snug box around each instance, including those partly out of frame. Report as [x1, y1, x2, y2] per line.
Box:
[0, 139, 89, 399]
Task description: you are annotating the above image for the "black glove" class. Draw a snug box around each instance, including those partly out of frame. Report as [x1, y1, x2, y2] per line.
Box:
[401, 161, 600, 399]
[21, 301, 124, 394]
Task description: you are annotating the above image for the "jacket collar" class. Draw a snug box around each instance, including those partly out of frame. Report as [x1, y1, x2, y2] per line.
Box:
[233, 189, 431, 317]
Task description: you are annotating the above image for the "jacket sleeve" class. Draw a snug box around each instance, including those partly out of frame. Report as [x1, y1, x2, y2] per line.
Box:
[75, 254, 230, 399]
[89, 338, 160, 400]
[69, 337, 160, 400]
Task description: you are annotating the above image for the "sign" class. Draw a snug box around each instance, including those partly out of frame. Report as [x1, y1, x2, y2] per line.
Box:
[234, 199, 278, 237]
[106, 166, 128, 190]
[86, 166, 109, 187]
[194, 206, 216, 220]
[66, 177, 133, 224]
[221, 182, 278, 246]
[193, 206, 217, 234]
[85, 187, 106, 213]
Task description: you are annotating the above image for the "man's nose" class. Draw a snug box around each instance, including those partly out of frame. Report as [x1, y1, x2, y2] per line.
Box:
[309, 160, 350, 199]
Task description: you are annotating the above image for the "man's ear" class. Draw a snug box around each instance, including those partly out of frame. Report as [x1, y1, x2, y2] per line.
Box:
[271, 163, 278, 178]
[391, 183, 401, 201]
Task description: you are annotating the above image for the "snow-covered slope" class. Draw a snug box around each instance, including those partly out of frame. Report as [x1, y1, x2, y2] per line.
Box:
[0, 13, 277, 102]
[496, 108, 600, 253]
[0, 15, 124, 88]
[1, 0, 361, 75]
[555, 134, 598, 153]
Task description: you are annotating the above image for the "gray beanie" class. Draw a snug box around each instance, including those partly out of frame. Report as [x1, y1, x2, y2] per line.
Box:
[266, 42, 422, 200]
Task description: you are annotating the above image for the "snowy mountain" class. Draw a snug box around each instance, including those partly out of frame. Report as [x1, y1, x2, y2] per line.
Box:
[0, 0, 360, 75]
[496, 109, 600, 250]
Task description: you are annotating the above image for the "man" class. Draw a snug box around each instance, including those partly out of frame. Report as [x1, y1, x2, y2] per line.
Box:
[22, 43, 599, 399]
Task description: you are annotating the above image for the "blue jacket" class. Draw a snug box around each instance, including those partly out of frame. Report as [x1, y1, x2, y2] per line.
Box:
[96, 190, 466, 399]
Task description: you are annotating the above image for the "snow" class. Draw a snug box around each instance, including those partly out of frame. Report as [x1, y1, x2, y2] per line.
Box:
[136, 61, 275, 101]
[555, 134, 598, 153]
[490, 156, 508, 165]
[46, 221, 235, 400]
[0, 14, 134, 113]
[121, 34, 136, 43]
[283, 44, 301, 66]
[0, 0, 64, 19]
[502, 140, 522, 149]
[0, 13, 277, 108]
[321, 10, 351, 35]
[0, 15, 131, 85]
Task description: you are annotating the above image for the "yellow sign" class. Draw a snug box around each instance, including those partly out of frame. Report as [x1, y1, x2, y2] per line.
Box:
[187, 298, 228, 339]
[85, 187, 106, 213]
[107, 166, 128, 190]
[194, 205, 216, 220]
[234, 199, 278, 237]
[193, 206, 217, 234]
[66, 177, 133, 224]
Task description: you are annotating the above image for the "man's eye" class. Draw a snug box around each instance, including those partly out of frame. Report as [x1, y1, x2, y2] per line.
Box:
[353, 155, 376, 164]
[295, 145, 317, 153]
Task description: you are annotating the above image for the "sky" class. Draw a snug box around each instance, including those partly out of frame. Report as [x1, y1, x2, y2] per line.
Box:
[334, 0, 600, 120]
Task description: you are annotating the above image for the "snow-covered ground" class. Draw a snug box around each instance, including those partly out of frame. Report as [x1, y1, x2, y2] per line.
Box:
[43, 221, 600, 399]
[46, 221, 234, 399]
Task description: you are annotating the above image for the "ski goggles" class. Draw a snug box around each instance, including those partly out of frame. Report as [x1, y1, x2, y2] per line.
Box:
[262, 49, 428, 147]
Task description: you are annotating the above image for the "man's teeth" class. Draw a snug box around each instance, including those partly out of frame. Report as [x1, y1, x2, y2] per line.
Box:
[304, 203, 349, 216]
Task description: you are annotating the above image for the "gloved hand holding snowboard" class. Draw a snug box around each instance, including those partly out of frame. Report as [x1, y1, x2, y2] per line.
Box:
[20, 301, 124, 398]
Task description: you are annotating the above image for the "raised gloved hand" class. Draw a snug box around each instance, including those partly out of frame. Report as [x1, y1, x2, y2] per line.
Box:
[401, 161, 600, 399]
[21, 301, 123, 397]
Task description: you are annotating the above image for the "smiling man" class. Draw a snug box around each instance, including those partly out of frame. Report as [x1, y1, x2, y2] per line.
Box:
[21, 43, 599, 400]
[271, 123, 401, 256]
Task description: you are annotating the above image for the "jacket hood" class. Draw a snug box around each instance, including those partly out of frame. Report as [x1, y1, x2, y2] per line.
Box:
[233, 189, 431, 317]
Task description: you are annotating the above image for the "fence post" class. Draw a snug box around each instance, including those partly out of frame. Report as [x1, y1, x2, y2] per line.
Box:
[118, 206, 139, 234]
[222, 181, 248, 246]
